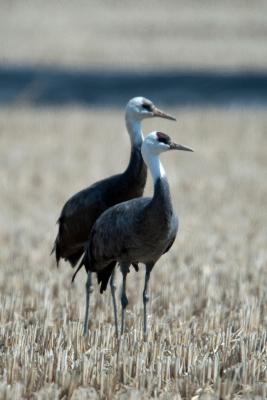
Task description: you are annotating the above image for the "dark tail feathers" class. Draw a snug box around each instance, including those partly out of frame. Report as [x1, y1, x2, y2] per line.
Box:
[72, 253, 86, 282]
[97, 262, 116, 294]
[50, 240, 60, 266]
[66, 250, 84, 268]
[51, 236, 83, 269]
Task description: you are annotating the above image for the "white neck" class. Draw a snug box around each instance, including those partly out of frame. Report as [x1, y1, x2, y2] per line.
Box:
[125, 113, 144, 147]
[141, 147, 166, 183]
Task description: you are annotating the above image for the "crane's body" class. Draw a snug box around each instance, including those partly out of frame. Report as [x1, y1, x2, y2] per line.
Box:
[86, 179, 177, 284]
[52, 98, 176, 336]
[80, 131, 193, 336]
[55, 146, 146, 267]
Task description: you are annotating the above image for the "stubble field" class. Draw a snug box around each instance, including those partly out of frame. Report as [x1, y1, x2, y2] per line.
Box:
[0, 107, 266, 399]
[1, 0, 267, 398]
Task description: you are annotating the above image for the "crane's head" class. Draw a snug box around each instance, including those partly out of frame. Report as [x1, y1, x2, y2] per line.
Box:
[126, 97, 176, 121]
[142, 131, 194, 156]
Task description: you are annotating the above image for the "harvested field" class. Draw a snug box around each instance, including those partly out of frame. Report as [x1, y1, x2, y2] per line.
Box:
[1, 0, 267, 398]
[0, 108, 266, 399]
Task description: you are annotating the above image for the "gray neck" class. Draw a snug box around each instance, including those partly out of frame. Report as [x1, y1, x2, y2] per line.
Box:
[151, 177, 173, 225]
[153, 176, 172, 205]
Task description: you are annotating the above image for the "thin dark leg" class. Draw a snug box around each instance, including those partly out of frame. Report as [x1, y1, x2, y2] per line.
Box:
[120, 263, 130, 335]
[110, 269, 119, 337]
[143, 264, 153, 338]
[83, 272, 93, 336]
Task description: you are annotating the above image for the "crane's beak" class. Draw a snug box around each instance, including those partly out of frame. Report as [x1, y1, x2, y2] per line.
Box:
[170, 142, 194, 152]
[152, 107, 176, 121]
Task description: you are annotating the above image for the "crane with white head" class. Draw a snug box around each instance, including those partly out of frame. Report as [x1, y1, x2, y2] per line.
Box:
[52, 98, 176, 336]
[79, 131, 193, 337]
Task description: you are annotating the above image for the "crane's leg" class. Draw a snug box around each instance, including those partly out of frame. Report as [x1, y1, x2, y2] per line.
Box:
[110, 269, 119, 337]
[143, 263, 153, 339]
[83, 271, 93, 336]
[120, 263, 130, 335]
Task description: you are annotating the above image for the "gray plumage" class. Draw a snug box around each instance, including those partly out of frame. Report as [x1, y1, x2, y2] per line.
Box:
[52, 97, 175, 272]
[53, 146, 146, 269]
[79, 131, 193, 336]
[84, 178, 177, 283]
[51, 97, 176, 336]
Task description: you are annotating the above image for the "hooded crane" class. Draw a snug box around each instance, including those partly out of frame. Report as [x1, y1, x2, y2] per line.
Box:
[52, 98, 176, 336]
[79, 131, 193, 337]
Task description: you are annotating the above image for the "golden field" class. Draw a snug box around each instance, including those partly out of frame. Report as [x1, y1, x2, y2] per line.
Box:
[0, 108, 266, 399]
[1, 0, 267, 398]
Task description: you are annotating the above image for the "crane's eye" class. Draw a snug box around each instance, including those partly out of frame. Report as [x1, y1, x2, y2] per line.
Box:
[142, 103, 152, 112]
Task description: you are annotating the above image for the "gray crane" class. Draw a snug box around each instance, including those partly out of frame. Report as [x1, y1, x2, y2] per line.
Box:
[79, 131, 193, 337]
[52, 98, 176, 336]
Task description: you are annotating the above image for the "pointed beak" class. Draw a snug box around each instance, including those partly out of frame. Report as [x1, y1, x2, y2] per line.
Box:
[169, 142, 194, 152]
[152, 107, 176, 121]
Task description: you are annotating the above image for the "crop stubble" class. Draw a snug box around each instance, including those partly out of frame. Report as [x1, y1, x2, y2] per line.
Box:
[0, 108, 266, 399]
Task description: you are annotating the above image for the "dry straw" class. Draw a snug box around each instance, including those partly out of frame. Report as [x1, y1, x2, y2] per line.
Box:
[0, 109, 266, 399]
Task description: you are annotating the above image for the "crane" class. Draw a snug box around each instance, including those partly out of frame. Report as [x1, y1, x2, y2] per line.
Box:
[52, 98, 176, 335]
[79, 131, 193, 337]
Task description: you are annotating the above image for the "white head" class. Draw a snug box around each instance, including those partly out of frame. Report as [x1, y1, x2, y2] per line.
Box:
[141, 131, 193, 181]
[142, 131, 194, 157]
[125, 97, 176, 122]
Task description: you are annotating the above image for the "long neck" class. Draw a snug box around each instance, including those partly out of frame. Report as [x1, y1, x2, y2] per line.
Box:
[145, 152, 166, 183]
[143, 151, 173, 213]
[124, 113, 147, 185]
[125, 113, 143, 148]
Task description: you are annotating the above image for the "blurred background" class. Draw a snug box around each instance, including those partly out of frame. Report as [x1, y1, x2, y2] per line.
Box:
[1, 0, 267, 107]
[1, 1, 267, 398]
